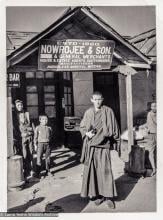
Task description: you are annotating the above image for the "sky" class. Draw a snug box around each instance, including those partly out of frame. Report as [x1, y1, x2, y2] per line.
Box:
[6, 6, 156, 37]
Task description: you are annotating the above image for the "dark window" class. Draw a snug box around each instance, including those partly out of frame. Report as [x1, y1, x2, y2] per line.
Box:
[36, 71, 44, 79]
[63, 72, 71, 80]
[44, 85, 56, 118]
[45, 72, 55, 78]
[64, 86, 73, 116]
[26, 85, 38, 119]
[25, 71, 35, 78]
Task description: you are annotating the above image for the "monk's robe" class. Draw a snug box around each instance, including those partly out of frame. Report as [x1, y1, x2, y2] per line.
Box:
[80, 105, 120, 198]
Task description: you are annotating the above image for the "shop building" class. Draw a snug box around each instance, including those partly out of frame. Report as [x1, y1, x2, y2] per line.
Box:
[7, 7, 156, 156]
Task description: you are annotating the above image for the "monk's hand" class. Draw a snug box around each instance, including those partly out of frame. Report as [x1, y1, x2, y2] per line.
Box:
[86, 130, 96, 139]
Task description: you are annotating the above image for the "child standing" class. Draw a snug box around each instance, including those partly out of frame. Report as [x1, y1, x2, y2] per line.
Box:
[146, 102, 157, 176]
[34, 115, 53, 178]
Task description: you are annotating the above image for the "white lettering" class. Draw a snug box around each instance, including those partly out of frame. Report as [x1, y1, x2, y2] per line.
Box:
[40, 44, 85, 55]
[9, 73, 20, 81]
[96, 46, 112, 55]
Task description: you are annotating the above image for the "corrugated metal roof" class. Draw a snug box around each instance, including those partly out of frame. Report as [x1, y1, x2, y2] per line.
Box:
[129, 29, 156, 43]
[140, 37, 156, 55]
[7, 31, 38, 55]
[129, 29, 156, 63]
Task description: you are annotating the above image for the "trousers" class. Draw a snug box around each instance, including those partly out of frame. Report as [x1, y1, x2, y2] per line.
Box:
[37, 142, 51, 172]
[22, 136, 34, 177]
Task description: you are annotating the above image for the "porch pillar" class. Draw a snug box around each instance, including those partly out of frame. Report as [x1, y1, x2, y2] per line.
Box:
[113, 65, 137, 152]
[7, 87, 14, 157]
[125, 72, 134, 151]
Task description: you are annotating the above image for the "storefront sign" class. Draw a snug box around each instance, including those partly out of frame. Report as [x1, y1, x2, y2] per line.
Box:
[38, 39, 115, 71]
[7, 72, 20, 87]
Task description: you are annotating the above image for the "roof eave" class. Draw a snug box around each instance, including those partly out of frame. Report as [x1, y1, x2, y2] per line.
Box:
[81, 7, 151, 65]
[7, 7, 81, 61]
[7, 6, 151, 68]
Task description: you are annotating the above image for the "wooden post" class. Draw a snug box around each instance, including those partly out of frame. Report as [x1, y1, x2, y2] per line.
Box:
[7, 87, 14, 157]
[125, 72, 134, 152]
[113, 65, 136, 154]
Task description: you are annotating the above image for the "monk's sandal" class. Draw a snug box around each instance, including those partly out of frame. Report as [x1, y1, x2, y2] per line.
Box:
[106, 199, 115, 209]
[94, 197, 105, 206]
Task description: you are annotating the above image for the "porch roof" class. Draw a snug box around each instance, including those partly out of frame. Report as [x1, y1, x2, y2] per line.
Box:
[129, 29, 156, 64]
[7, 6, 151, 69]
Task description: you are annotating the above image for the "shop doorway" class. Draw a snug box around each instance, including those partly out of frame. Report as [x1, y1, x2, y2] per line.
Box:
[12, 71, 74, 145]
[93, 72, 121, 128]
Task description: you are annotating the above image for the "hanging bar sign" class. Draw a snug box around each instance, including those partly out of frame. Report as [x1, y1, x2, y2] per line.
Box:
[7, 72, 20, 87]
[38, 39, 115, 71]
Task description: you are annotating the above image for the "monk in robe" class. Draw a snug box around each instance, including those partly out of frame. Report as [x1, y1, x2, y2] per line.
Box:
[80, 91, 120, 209]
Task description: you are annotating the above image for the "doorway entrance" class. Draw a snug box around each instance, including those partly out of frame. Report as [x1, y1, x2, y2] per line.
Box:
[93, 72, 121, 128]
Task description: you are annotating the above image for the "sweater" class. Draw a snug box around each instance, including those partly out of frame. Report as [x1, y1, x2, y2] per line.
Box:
[34, 125, 52, 144]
